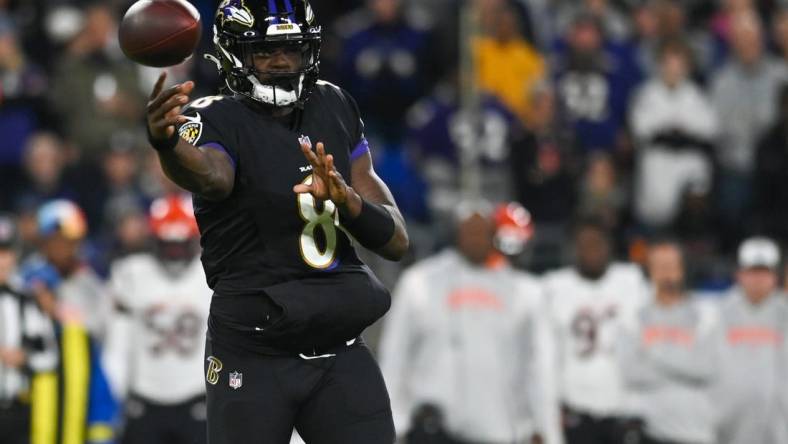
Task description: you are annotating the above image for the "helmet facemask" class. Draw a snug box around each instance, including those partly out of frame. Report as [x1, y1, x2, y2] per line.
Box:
[154, 238, 200, 277]
[212, 0, 322, 108]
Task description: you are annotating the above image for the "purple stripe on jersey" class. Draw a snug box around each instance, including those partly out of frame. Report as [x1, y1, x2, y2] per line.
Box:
[202, 142, 237, 170]
[350, 138, 370, 161]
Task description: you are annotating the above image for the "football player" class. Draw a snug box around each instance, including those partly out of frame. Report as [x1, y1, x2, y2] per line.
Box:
[542, 217, 648, 444]
[144, 1, 408, 443]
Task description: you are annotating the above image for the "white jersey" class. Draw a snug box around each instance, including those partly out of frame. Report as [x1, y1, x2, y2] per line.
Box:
[543, 263, 648, 416]
[379, 250, 561, 444]
[102, 254, 212, 404]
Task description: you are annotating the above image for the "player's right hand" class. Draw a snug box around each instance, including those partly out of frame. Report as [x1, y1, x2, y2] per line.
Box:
[146, 71, 195, 141]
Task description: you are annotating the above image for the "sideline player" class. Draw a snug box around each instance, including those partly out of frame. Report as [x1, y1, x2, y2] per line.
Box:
[103, 195, 212, 444]
[144, 1, 409, 443]
[379, 202, 561, 444]
[542, 218, 647, 444]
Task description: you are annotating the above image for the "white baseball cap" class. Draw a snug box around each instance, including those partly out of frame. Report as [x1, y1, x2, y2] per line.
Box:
[738, 237, 781, 270]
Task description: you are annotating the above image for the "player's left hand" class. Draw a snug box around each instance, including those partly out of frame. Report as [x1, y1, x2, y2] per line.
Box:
[294, 140, 355, 207]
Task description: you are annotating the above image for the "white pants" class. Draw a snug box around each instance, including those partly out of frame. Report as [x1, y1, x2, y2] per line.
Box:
[635, 147, 712, 227]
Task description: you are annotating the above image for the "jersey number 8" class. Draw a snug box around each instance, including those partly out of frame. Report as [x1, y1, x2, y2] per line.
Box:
[297, 175, 338, 269]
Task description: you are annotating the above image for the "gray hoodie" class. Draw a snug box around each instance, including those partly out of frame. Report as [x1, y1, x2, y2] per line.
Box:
[618, 295, 721, 444]
[379, 249, 562, 444]
[714, 290, 788, 444]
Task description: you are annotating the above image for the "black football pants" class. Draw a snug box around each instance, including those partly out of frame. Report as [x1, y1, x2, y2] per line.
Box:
[204, 336, 395, 444]
[563, 406, 643, 444]
[641, 435, 689, 444]
[121, 393, 207, 444]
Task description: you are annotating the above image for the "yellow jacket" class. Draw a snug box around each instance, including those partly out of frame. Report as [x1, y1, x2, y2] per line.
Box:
[473, 36, 546, 125]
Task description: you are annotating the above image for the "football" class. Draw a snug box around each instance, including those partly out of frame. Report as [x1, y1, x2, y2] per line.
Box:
[118, 0, 202, 67]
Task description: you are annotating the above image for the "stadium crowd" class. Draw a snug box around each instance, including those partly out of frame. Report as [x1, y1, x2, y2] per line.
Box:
[1, 0, 788, 443]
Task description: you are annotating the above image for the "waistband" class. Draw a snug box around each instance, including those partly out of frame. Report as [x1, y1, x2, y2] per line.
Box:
[207, 313, 364, 357]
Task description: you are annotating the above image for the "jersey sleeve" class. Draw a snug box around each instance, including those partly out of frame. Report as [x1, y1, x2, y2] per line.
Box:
[338, 88, 370, 162]
[178, 97, 239, 169]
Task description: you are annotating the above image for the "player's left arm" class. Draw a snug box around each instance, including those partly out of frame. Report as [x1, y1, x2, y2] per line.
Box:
[293, 141, 409, 261]
[347, 150, 409, 261]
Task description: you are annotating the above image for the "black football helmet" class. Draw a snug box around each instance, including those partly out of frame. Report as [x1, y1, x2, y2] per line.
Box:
[211, 0, 321, 107]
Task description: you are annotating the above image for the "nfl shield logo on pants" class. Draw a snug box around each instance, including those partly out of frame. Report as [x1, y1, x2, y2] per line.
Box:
[229, 371, 243, 390]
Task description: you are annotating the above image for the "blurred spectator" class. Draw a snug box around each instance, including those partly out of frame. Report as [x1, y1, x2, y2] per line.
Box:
[510, 82, 577, 224]
[552, 12, 642, 154]
[630, 39, 718, 230]
[21, 200, 117, 444]
[473, 0, 546, 126]
[629, 1, 660, 75]
[709, 0, 765, 61]
[406, 68, 521, 221]
[618, 240, 721, 444]
[714, 237, 788, 444]
[0, 215, 57, 444]
[542, 217, 647, 444]
[577, 152, 626, 232]
[555, 0, 631, 42]
[0, 12, 48, 167]
[630, 0, 717, 83]
[4, 132, 77, 213]
[379, 203, 560, 444]
[711, 11, 788, 239]
[97, 136, 146, 232]
[48, 2, 144, 161]
[753, 83, 788, 243]
[21, 200, 109, 341]
[336, 0, 436, 143]
[103, 195, 210, 444]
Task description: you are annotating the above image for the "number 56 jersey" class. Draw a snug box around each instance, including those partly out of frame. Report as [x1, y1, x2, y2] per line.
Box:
[177, 82, 390, 351]
[103, 254, 213, 404]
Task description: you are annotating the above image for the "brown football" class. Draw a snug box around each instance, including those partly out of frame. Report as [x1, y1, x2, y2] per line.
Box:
[119, 0, 202, 67]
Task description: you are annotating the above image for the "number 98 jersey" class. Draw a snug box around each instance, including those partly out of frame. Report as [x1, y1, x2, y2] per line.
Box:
[179, 82, 369, 294]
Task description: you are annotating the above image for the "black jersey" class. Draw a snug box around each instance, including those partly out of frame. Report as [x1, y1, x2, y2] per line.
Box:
[178, 82, 390, 351]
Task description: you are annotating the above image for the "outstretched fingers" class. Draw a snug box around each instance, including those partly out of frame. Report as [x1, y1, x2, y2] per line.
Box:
[299, 140, 320, 169]
[150, 72, 167, 100]
[148, 81, 195, 116]
[326, 154, 341, 186]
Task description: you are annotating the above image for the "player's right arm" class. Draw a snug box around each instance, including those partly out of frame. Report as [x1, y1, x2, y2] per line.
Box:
[146, 72, 235, 201]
